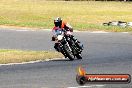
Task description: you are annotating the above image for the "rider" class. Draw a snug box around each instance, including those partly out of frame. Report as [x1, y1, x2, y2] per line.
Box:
[52, 17, 83, 52]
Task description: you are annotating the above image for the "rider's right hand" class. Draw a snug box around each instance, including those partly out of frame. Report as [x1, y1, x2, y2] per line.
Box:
[52, 36, 55, 41]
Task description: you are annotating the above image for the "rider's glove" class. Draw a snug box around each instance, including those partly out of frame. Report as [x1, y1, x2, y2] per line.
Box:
[52, 36, 55, 41]
[69, 28, 73, 32]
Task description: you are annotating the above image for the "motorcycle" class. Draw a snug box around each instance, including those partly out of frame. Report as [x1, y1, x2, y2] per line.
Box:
[53, 28, 83, 61]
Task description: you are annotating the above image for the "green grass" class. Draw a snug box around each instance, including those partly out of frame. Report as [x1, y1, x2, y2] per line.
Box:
[0, 49, 63, 64]
[0, 0, 132, 32]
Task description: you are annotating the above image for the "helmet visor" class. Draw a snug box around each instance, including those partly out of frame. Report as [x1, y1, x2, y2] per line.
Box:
[54, 22, 61, 27]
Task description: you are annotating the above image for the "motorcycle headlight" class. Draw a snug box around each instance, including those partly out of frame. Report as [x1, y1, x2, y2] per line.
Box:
[57, 35, 63, 40]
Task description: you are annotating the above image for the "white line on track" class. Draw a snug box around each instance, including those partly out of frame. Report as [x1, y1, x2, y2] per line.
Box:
[0, 60, 43, 66]
[121, 32, 129, 33]
[0, 58, 64, 66]
[15, 30, 109, 33]
[15, 30, 35, 32]
[67, 85, 105, 88]
[13, 30, 130, 34]
[16, 30, 29, 31]
[42, 29, 51, 31]
[90, 31, 109, 33]
[0, 28, 130, 34]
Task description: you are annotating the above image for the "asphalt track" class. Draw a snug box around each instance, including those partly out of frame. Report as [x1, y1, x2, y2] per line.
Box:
[0, 28, 132, 88]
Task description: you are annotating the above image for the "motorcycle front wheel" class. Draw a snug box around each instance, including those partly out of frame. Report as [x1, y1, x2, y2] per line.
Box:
[63, 44, 74, 61]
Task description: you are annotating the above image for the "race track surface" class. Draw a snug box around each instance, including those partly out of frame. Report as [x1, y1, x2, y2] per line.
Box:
[0, 28, 132, 88]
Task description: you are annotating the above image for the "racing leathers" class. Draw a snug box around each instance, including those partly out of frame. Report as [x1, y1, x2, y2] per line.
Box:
[52, 21, 83, 52]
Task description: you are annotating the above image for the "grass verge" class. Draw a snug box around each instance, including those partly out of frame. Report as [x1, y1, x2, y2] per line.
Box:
[0, 1, 132, 32]
[0, 49, 63, 64]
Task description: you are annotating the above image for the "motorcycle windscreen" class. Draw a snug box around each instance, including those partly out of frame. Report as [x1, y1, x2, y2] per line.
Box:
[55, 29, 63, 35]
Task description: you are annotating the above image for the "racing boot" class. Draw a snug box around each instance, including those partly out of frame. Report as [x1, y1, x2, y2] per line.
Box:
[70, 35, 84, 51]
